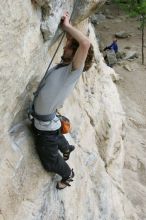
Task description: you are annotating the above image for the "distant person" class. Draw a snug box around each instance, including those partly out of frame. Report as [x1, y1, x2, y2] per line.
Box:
[104, 38, 118, 53]
[103, 38, 118, 67]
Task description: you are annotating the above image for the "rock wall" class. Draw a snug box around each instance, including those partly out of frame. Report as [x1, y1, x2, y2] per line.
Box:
[0, 0, 137, 220]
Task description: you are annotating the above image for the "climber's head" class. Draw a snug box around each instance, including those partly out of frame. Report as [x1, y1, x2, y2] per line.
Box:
[61, 34, 94, 71]
[61, 35, 79, 63]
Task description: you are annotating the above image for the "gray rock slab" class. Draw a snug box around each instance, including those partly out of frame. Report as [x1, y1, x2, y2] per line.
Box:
[115, 31, 130, 39]
[124, 51, 139, 60]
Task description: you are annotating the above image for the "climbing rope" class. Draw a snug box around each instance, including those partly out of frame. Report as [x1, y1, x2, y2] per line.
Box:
[47, 32, 65, 71]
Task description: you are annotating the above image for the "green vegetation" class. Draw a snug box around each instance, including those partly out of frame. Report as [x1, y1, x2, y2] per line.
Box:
[112, 0, 146, 64]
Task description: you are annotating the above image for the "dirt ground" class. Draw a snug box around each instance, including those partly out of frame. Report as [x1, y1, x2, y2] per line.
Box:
[96, 3, 146, 118]
[95, 3, 146, 219]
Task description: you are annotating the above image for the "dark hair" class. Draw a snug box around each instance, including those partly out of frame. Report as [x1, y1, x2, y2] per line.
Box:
[83, 44, 94, 72]
[70, 39, 79, 54]
[70, 39, 94, 72]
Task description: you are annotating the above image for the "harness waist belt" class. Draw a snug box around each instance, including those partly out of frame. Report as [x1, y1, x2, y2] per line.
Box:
[32, 111, 56, 122]
[33, 125, 59, 135]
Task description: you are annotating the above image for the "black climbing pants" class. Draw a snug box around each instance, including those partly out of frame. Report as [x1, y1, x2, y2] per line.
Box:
[32, 124, 71, 180]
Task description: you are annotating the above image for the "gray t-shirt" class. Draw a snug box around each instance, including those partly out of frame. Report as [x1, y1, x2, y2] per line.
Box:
[34, 63, 84, 115]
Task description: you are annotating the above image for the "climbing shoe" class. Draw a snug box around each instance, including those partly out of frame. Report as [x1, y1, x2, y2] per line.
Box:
[56, 169, 75, 190]
[63, 145, 75, 161]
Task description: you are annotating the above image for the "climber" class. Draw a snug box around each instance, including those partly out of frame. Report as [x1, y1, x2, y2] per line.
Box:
[31, 12, 94, 190]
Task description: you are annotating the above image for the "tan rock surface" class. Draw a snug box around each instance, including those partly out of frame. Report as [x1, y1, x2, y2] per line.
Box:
[1, 1, 143, 220]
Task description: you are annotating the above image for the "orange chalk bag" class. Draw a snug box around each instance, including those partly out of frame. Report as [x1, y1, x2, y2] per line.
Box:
[57, 115, 71, 134]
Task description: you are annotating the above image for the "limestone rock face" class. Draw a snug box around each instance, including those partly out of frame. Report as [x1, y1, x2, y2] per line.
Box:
[34, 0, 106, 41]
[0, 1, 143, 220]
